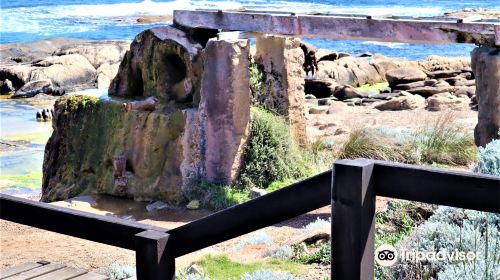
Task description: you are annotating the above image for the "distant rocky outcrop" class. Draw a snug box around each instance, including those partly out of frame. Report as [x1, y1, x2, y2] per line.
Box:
[0, 39, 130, 96]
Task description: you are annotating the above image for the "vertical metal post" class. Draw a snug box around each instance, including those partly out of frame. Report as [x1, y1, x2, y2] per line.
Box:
[331, 159, 375, 280]
[135, 230, 174, 280]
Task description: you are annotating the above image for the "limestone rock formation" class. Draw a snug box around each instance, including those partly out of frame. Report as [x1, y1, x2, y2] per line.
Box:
[253, 35, 307, 146]
[471, 46, 500, 147]
[426, 93, 470, 111]
[317, 57, 385, 87]
[109, 26, 204, 104]
[386, 68, 427, 87]
[375, 92, 425, 111]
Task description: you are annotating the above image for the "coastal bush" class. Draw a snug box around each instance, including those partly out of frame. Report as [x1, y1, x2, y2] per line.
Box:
[249, 64, 267, 105]
[265, 245, 294, 261]
[238, 107, 312, 189]
[235, 232, 273, 250]
[410, 113, 476, 166]
[241, 270, 297, 280]
[390, 206, 500, 280]
[473, 138, 500, 176]
[104, 264, 135, 280]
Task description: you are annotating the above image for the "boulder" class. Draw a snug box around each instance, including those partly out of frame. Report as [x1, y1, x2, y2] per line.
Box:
[30, 54, 97, 89]
[109, 26, 204, 103]
[332, 85, 364, 100]
[317, 57, 385, 86]
[13, 79, 62, 98]
[471, 46, 500, 147]
[1, 79, 15, 94]
[370, 92, 402, 100]
[327, 101, 348, 114]
[309, 106, 329, 114]
[417, 55, 470, 72]
[386, 67, 427, 87]
[426, 69, 462, 79]
[406, 84, 454, 97]
[453, 86, 476, 98]
[304, 78, 338, 98]
[317, 50, 350, 62]
[96, 63, 119, 89]
[393, 79, 438, 90]
[375, 92, 425, 111]
[53, 41, 130, 69]
[426, 93, 470, 111]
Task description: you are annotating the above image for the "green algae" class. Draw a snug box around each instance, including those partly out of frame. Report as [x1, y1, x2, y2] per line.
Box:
[0, 171, 43, 191]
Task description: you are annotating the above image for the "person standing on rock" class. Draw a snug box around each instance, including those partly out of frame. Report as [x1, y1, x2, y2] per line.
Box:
[300, 43, 319, 79]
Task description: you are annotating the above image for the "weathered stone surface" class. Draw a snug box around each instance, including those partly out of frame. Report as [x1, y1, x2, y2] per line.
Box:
[199, 38, 251, 185]
[96, 63, 119, 89]
[417, 55, 470, 72]
[30, 54, 97, 89]
[254, 35, 307, 146]
[13, 79, 58, 98]
[109, 26, 204, 103]
[375, 92, 425, 110]
[304, 78, 338, 98]
[309, 106, 329, 114]
[333, 85, 364, 100]
[393, 79, 438, 90]
[453, 86, 476, 97]
[316, 50, 350, 62]
[53, 41, 130, 69]
[1, 79, 14, 94]
[386, 68, 427, 87]
[42, 96, 187, 202]
[471, 46, 500, 147]
[317, 57, 385, 86]
[327, 101, 348, 114]
[426, 93, 470, 111]
[407, 85, 454, 97]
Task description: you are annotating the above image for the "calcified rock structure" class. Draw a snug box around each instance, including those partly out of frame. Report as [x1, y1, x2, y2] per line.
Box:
[471, 47, 500, 147]
[42, 26, 252, 202]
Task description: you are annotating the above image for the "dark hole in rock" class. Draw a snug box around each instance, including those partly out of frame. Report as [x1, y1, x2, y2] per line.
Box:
[125, 160, 134, 174]
[164, 54, 187, 84]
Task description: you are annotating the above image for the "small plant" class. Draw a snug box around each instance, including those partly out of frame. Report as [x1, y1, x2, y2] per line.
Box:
[181, 181, 250, 210]
[236, 232, 273, 249]
[473, 139, 500, 176]
[297, 241, 331, 265]
[104, 264, 135, 280]
[265, 245, 294, 260]
[249, 64, 267, 105]
[304, 218, 331, 231]
[241, 270, 297, 280]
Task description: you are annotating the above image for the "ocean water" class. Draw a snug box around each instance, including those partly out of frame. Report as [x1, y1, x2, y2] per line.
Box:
[1, 0, 499, 59]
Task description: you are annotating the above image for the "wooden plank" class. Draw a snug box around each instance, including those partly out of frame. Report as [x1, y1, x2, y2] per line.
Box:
[168, 170, 331, 257]
[0, 194, 169, 250]
[0, 263, 44, 279]
[373, 161, 500, 213]
[70, 272, 109, 280]
[4, 264, 65, 280]
[173, 10, 500, 46]
[30, 267, 86, 280]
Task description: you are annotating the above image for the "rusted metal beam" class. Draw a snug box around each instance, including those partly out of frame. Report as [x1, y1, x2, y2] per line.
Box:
[173, 9, 500, 46]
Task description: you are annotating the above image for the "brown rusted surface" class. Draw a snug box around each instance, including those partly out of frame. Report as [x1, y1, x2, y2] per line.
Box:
[173, 10, 500, 46]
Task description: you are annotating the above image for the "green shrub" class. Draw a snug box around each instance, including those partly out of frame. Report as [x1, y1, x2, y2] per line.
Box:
[238, 107, 312, 189]
[296, 241, 331, 265]
[410, 113, 476, 166]
[474, 139, 500, 176]
[249, 64, 267, 105]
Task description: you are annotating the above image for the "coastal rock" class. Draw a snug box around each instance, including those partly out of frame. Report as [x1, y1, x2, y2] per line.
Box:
[96, 63, 119, 89]
[1, 79, 15, 94]
[426, 69, 462, 79]
[136, 15, 173, 24]
[406, 85, 454, 97]
[30, 54, 97, 89]
[332, 85, 364, 100]
[417, 55, 470, 72]
[471, 46, 500, 147]
[13, 79, 58, 98]
[317, 50, 350, 62]
[53, 41, 130, 69]
[453, 86, 476, 98]
[109, 26, 204, 103]
[327, 101, 347, 114]
[393, 79, 438, 90]
[375, 92, 425, 111]
[304, 78, 338, 98]
[426, 93, 470, 111]
[309, 106, 329, 114]
[386, 68, 427, 87]
[317, 57, 385, 86]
